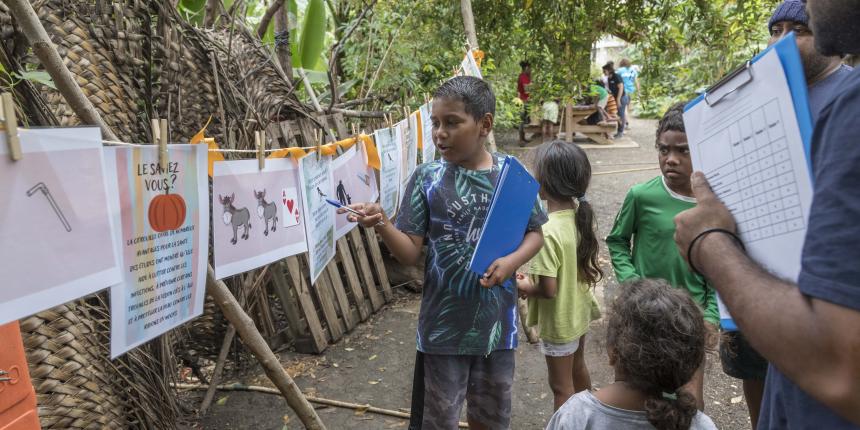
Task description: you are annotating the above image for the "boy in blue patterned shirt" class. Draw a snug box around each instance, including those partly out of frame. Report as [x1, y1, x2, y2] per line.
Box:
[342, 76, 546, 429]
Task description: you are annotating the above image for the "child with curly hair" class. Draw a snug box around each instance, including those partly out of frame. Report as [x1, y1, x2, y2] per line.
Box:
[546, 279, 717, 430]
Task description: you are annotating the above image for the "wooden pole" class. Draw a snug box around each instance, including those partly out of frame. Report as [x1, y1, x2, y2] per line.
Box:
[256, 0, 284, 39]
[457, 0, 497, 152]
[175, 383, 470, 428]
[459, 0, 478, 49]
[4, 0, 118, 141]
[273, 0, 293, 82]
[206, 266, 325, 429]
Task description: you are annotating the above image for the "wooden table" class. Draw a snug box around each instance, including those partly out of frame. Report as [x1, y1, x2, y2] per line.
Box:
[560, 104, 617, 145]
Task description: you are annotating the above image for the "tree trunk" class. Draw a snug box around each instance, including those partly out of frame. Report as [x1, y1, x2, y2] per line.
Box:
[256, 0, 284, 40]
[460, 0, 478, 49]
[4, 0, 118, 141]
[274, 0, 293, 83]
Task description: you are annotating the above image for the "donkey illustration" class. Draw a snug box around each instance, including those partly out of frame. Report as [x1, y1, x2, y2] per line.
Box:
[218, 193, 251, 244]
[254, 189, 278, 236]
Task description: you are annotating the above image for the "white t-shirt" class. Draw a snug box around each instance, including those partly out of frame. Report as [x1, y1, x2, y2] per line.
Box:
[546, 391, 717, 430]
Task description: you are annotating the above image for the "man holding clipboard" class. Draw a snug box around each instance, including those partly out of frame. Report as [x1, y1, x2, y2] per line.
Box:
[674, 0, 860, 427]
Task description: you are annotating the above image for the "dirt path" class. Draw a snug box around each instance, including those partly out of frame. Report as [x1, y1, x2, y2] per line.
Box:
[195, 117, 753, 429]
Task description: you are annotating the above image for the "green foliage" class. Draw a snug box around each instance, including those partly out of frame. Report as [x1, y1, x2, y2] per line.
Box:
[177, 0, 207, 26]
[172, 0, 778, 128]
[299, 0, 327, 69]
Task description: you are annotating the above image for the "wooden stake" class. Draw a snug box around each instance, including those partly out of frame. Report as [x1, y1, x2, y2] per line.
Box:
[0, 93, 22, 161]
[206, 266, 324, 428]
[4, 0, 118, 141]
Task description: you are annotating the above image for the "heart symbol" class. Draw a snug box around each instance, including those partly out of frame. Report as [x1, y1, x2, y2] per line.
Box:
[286, 199, 295, 214]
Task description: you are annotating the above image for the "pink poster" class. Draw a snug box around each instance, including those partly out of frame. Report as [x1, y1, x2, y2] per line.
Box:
[0, 127, 121, 325]
[212, 158, 308, 279]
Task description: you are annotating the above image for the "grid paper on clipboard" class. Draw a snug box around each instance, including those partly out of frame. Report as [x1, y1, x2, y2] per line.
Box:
[697, 98, 805, 243]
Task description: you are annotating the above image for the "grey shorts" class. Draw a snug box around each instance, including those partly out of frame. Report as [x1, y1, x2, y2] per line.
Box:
[417, 350, 515, 430]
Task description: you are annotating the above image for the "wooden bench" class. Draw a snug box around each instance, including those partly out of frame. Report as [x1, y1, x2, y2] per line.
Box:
[520, 104, 617, 145]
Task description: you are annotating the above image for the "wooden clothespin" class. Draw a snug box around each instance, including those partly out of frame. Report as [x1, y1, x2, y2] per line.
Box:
[313, 129, 322, 161]
[351, 123, 359, 137]
[403, 107, 411, 126]
[0, 93, 21, 161]
[424, 92, 430, 105]
[151, 118, 169, 173]
[256, 130, 265, 170]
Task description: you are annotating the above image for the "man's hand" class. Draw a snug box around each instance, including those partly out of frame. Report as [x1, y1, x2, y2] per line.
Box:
[480, 256, 518, 288]
[673, 172, 737, 265]
[340, 202, 386, 228]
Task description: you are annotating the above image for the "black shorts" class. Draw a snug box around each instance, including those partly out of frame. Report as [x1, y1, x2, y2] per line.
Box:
[719, 330, 768, 380]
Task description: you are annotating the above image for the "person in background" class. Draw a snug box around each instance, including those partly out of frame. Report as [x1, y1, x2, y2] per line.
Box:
[518, 60, 533, 145]
[602, 63, 625, 139]
[545, 279, 717, 430]
[616, 59, 640, 130]
[541, 98, 560, 141]
[606, 102, 718, 411]
[673, 0, 860, 426]
[517, 141, 603, 411]
[718, 4, 855, 428]
[768, 0, 852, 122]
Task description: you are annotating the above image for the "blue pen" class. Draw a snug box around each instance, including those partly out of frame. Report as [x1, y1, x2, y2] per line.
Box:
[325, 198, 385, 226]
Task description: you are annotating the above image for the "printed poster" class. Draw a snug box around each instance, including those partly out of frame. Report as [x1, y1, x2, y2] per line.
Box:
[332, 143, 379, 240]
[212, 158, 308, 279]
[106, 144, 209, 358]
[375, 127, 401, 218]
[0, 127, 121, 325]
[460, 50, 483, 78]
[419, 102, 436, 163]
[298, 153, 336, 285]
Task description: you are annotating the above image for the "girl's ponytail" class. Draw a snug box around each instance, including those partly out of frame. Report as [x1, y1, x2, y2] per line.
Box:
[643, 390, 699, 430]
[574, 198, 603, 286]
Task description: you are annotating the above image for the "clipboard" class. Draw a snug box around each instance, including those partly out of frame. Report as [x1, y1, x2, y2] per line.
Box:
[468, 156, 539, 282]
[683, 33, 815, 331]
[686, 32, 814, 165]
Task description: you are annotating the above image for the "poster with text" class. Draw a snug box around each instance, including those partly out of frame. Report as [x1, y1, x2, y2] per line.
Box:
[375, 127, 401, 218]
[419, 102, 436, 163]
[106, 144, 209, 358]
[332, 144, 379, 240]
[298, 154, 336, 285]
[212, 159, 307, 279]
[0, 127, 121, 325]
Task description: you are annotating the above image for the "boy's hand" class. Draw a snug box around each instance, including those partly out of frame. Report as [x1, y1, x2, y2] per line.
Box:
[339, 202, 386, 228]
[479, 256, 518, 288]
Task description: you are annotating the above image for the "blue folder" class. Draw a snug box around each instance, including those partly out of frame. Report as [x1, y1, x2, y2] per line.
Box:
[684, 33, 813, 331]
[468, 156, 540, 283]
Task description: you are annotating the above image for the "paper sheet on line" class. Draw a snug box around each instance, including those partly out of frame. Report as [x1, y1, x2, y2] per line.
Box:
[683, 48, 813, 328]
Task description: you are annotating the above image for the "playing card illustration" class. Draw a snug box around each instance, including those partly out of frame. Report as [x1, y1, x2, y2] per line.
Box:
[282, 187, 300, 228]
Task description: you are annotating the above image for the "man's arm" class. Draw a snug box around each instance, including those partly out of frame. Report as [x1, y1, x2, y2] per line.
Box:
[480, 229, 544, 288]
[674, 173, 860, 423]
[605, 190, 639, 282]
[517, 275, 558, 299]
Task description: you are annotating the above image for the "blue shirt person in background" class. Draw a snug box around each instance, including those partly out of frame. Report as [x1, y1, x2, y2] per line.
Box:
[673, 0, 860, 428]
[616, 58, 640, 98]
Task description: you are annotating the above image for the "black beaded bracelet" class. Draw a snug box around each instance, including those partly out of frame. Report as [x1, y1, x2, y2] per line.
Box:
[687, 228, 746, 276]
